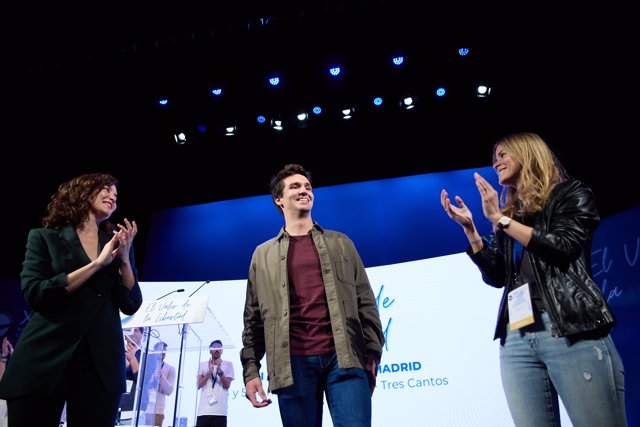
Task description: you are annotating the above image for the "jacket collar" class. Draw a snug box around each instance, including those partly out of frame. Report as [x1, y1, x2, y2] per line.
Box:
[58, 223, 111, 264]
[276, 221, 324, 241]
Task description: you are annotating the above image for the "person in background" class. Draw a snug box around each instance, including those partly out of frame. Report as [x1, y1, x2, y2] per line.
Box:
[119, 326, 144, 417]
[144, 341, 176, 427]
[196, 340, 234, 427]
[441, 132, 627, 426]
[0, 173, 143, 427]
[241, 163, 385, 427]
[0, 335, 14, 427]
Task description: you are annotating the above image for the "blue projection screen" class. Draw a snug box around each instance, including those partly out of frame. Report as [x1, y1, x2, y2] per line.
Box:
[139, 167, 639, 427]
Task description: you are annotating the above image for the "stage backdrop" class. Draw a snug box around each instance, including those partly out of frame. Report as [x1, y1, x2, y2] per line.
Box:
[1, 167, 637, 426]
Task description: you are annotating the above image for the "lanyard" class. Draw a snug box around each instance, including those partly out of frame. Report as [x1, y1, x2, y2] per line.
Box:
[512, 240, 524, 275]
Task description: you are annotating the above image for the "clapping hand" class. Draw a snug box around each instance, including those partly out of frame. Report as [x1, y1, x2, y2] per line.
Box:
[441, 189, 475, 233]
[1, 336, 13, 357]
[114, 218, 137, 260]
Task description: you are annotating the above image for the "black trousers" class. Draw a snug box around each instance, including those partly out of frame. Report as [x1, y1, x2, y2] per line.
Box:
[7, 338, 121, 427]
[196, 414, 228, 427]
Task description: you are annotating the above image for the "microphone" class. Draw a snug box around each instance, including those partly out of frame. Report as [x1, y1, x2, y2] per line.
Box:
[189, 280, 211, 297]
[156, 289, 185, 300]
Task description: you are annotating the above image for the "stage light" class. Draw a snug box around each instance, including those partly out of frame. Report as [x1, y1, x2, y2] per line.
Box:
[268, 76, 280, 86]
[247, 17, 270, 30]
[270, 119, 284, 131]
[329, 66, 341, 77]
[341, 107, 355, 119]
[173, 132, 187, 145]
[296, 111, 309, 129]
[392, 56, 404, 66]
[256, 115, 266, 124]
[224, 125, 237, 136]
[158, 99, 169, 106]
[312, 106, 322, 115]
[476, 84, 492, 97]
[197, 125, 207, 133]
[435, 87, 447, 97]
[399, 96, 416, 109]
[373, 97, 383, 107]
[458, 47, 470, 56]
[210, 88, 223, 96]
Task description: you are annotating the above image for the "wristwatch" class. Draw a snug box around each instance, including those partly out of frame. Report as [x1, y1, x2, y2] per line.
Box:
[497, 216, 511, 230]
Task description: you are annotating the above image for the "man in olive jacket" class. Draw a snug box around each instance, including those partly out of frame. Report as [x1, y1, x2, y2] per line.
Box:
[241, 164, 385, 427]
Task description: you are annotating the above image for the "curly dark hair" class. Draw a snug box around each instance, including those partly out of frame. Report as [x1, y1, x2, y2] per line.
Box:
[42, 172, 119, 232]
[269, 164, 312, 215]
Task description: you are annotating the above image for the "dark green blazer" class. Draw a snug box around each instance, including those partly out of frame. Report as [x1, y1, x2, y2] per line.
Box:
[0, 224, 143, 398]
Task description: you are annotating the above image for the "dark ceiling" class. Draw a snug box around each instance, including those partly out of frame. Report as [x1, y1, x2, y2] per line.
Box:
[1, 2, 637, 279]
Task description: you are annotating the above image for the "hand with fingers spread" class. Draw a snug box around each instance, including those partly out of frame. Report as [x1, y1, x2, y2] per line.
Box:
[441, 186, 484, 251]
[473, 172, 502, 224]
[441, 188, 475, 233]
[114, 218, 138, 261]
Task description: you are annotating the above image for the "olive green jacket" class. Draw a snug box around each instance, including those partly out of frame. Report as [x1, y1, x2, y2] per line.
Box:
[240, 223, 385, 392]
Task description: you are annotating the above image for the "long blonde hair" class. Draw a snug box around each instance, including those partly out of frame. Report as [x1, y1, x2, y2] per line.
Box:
[493, 132, 567, 216]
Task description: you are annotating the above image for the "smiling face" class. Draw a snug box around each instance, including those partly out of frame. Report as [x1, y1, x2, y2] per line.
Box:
[90, 184, 118, 221]
[493, 144, 522, 188]
[275, 173, 314, 216]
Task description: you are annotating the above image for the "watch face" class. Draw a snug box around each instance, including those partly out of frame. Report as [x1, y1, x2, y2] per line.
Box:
[499, 216, 510, 228]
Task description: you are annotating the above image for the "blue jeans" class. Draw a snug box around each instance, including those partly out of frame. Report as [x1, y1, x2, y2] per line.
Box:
[500, 312, 627, 427]
[275, 351, 372, 427]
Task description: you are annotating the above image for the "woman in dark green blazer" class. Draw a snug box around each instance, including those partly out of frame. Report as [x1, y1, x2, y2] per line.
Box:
[0, 173, 143, 427]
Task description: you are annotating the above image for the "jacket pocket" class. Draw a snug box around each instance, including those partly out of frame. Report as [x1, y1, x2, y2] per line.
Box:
[334, 254, 355, 284]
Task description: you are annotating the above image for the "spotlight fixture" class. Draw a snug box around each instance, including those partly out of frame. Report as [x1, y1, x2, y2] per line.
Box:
[296, 111, 310, 129]
[270, 118, 284, 131]
[224, 125, 237, 136]
[341, 107, 355, 119]
[247, 17, 270, 29]
[476, 84, 492, 97]
[268, 76, 280, 86]
[399, 96, 416, 110]
[391, 55, 404, 66]
[328, 66, 342, 77]
[173, 132, 187, 145]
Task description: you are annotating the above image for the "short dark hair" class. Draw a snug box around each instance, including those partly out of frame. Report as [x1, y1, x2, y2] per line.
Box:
[209, 339, 223, 348]
[269, 164, 312, 214]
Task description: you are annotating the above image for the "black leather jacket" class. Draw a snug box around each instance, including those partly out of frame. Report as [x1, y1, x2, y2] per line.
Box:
[468, 179, 616, 340]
